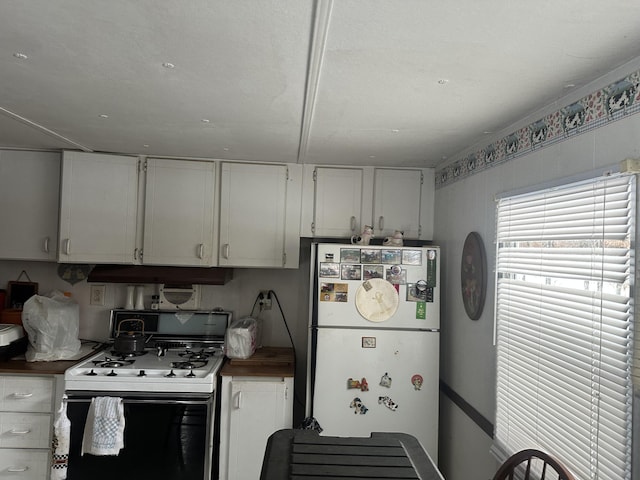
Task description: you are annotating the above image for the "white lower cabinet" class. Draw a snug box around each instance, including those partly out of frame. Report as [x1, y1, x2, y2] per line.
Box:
[218, 375, 294, 480]
[0, 375, 57, 480]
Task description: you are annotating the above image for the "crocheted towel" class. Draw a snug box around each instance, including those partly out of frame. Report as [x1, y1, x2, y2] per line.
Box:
[51, 397, 70, 480]
[81, 396, 125, 456]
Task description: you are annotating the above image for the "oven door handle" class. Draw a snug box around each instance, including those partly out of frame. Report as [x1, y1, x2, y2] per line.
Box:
[65, 397, 210, 406]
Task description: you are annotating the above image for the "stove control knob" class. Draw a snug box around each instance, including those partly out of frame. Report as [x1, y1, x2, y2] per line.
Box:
[165, 369, 176, 378]
[86, 369, 97, 376]
[137, 370, 146, 377]
[107, 370, 117, 377]
[186, 371, 196, 378]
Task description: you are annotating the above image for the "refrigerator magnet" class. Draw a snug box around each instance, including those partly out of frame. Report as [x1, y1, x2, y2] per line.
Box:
[319, 262, 339, 277]
[380, 372, 392, 388]
[347, 378, 369, 391]
[360, 249, 382, 263]
[402, 249, 422, 265]
[411, 374, 424, 390]
[341, 264, 362, 280]
[340, 248, 361, 263]
[361, 336, 376, 348]
[378, 396, 398, 411]
[350, 397, 369, 414]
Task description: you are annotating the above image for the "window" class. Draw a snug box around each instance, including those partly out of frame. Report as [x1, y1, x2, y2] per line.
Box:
[493, 173, 635, 480]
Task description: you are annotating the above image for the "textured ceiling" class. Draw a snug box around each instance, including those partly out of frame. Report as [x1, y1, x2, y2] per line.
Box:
[1, 0, 639, 168]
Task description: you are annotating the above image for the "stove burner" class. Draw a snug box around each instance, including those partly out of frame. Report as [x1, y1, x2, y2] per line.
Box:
[111, 350, 148, 358]
[170, 360, 207, 370]
[178, 349, 214, 361]
[93, 356, 135, 368]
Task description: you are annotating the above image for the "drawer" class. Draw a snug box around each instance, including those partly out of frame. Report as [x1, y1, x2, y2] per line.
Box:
[0, 413, 51, 449]
[0, 377, 53, 413]
[0, 448, 49, 479]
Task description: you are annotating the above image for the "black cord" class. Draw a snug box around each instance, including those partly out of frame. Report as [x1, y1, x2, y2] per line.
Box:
[249, 293, 261, 318]
[268, 290, 305, 410]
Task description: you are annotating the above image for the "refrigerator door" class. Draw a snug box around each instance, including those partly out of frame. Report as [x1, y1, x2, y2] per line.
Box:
[316, 244, 440, 330]
[311, 327, 439, 459]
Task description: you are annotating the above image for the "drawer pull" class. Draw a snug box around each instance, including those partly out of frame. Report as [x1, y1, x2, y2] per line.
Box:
[9, 429, 31, 435]
[7, 466, 28, 472]
[11, 392, 33, 399]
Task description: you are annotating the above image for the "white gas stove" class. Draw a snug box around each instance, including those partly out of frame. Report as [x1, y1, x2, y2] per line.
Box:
[64, 346, 225, 393]
[65, 309, 231, 394]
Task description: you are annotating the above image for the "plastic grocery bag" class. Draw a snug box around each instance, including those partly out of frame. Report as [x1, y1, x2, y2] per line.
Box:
[22, 292, 81, 361]
[224, 316, 257, 359]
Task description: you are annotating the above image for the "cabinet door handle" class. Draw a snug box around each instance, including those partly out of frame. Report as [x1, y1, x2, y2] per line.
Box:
[378, 216, 384, 231]
[7, 467, 28, 472]
[197, 244, 204, 259]
[350, 216, 356, 232]
[9, 429, 31, 435]
[134, 248, 139, 260]
[234, 391, 242, 409]
[11, 392, 33, 399]
[43, 236, 50, 253]
[223, 244, 230, 259]
[63, 238, 71, 255]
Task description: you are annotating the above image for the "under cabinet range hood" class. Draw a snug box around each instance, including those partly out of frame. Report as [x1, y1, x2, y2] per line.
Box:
[87, 265, 233, 285]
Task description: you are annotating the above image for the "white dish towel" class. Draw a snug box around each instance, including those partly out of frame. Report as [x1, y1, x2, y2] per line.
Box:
[81, 396, 125, 456]
[51, 396, 70, 480]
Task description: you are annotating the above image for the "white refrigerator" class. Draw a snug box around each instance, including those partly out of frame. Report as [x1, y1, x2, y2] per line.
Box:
[306, 243, 440, 460]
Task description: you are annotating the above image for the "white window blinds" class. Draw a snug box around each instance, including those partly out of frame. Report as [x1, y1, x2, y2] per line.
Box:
[494, 173, 635, 480]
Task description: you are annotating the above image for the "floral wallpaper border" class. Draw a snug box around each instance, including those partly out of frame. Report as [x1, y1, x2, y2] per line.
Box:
[435, 69, 640, 188]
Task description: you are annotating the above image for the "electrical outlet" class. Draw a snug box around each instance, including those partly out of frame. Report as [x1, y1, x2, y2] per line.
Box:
[260, 290, 272, 310]
[90, 285, 106, 306]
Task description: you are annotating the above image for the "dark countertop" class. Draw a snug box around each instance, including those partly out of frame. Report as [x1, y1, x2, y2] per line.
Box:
[221, 346, 295, 377]
[0, 342, 106, 375]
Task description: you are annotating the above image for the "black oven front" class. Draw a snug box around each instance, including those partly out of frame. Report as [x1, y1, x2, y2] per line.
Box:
[65, 391, 215, 480]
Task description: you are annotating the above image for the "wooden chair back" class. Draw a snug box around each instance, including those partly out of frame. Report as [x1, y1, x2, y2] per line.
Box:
[493, 449, 575, 480]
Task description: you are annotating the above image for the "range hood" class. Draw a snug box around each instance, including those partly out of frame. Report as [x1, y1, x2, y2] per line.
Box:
[87, 265, 233, 285]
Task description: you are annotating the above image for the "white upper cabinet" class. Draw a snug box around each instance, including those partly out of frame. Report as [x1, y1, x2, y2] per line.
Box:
[218, 162, 301, 268]
[0, 151, 60, 261]
[58, 151, 139, 264]
[301, 165, 434, 240]
[373, 168, 425, 239]
[305, 166, 364, 238]
[142, 158, 216, 266]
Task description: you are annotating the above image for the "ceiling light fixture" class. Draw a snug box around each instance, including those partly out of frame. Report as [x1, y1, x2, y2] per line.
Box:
[99, 114, 109, 118]
[162, 62, 175, 69]
[201, 119, 210, 123]
[391, 129, 400, 133]
[13, 52, 28, 59]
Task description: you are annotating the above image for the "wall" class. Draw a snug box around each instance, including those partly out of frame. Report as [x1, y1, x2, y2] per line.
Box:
[433, 56, 640, 480]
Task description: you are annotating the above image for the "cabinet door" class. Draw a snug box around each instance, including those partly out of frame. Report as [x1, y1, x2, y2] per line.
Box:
[312, 167, 363, 237]
[225, 379, 291, 480]
[142, 158, 216, 266]
[219, 163, 288, 267]
[0, 151, 59, 261]
[59, 151, 138, 263]
[373, 168, 423, 239]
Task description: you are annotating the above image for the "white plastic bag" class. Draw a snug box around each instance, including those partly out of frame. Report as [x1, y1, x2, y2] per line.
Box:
[22, 292, 81, 362]
[224, 316, 257, 359]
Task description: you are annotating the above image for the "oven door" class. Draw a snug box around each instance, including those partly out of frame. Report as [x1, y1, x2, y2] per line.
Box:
[65, 391, 215, 480]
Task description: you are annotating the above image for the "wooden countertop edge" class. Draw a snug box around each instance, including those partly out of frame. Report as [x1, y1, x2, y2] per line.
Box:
[220, 363, 295, 377]
[0, 345, 107, 376]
